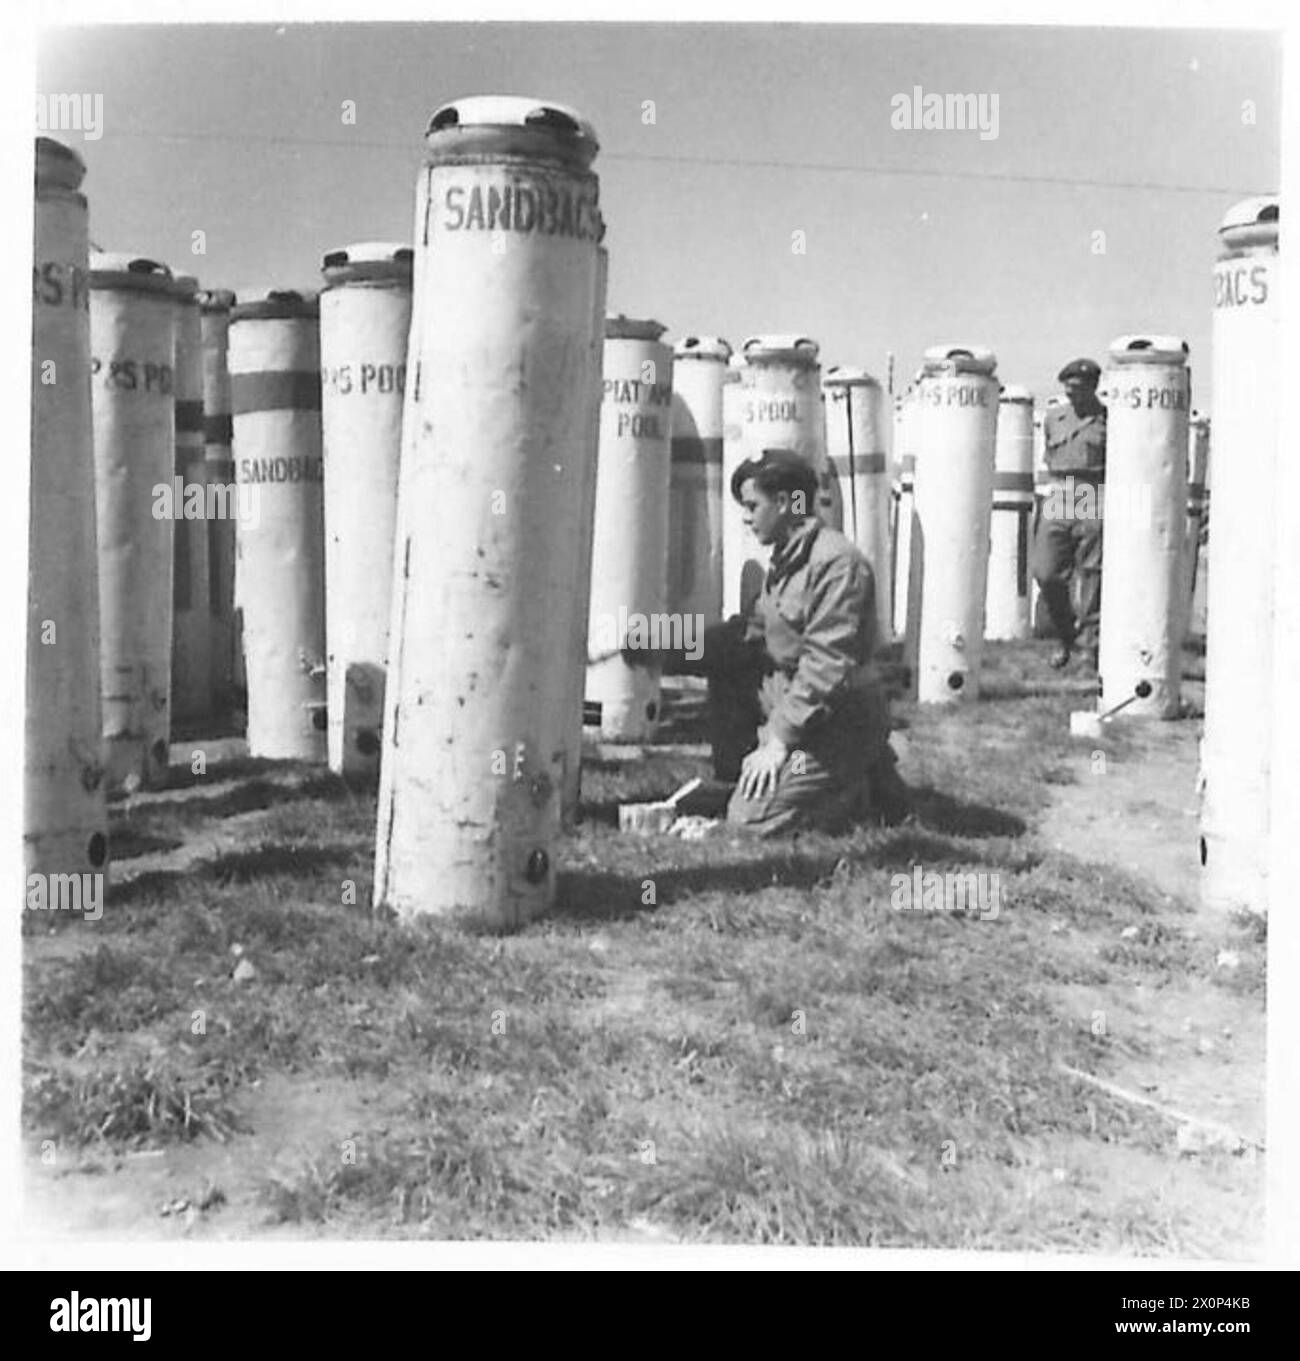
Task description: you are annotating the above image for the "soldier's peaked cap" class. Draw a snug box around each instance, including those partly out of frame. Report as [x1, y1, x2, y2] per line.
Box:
[1057, 357, 1101, 384]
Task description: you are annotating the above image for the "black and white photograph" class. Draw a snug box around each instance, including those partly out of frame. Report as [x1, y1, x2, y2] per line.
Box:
[12, 1, 1297, 1288]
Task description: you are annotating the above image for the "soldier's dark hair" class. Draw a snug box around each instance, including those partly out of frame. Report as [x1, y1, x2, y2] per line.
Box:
[730, 449, 819, 508]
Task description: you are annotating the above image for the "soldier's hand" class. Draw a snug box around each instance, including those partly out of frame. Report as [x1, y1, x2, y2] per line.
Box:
[737, 736, 789, 801]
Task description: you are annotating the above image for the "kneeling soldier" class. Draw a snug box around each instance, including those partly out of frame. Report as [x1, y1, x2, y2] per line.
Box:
[693, 448, 907, 835]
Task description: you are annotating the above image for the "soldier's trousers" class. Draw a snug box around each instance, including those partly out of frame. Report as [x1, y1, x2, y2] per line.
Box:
[1032, 508, 1102, 652]
[700, 619, 898, 837]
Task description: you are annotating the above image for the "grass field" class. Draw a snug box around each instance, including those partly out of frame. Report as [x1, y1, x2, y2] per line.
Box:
[21, 641, 1265, 1252]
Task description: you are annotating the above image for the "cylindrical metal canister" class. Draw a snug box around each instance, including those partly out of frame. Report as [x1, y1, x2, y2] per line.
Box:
[1030, 404, 1046, 637]
[1032, 404, 1051, 488]
[319, 242, 414, 777]
[1201, 196, 1278, 915]
[169, 274, 212, 724]
[89, 250, 177, 791]
[667, 335, 730, 629]
[586, 316, 674, 740]
[985, 384, 1035, 641]
[823, 365, 892, 647]
[1183, 412, 1211, 640]
[1266, 212, 1291, 922]
[723, 335, 836, 618]
[890, 393, 910, 641]
[375, 96, 604, 928]
[28, 138, 108, 878]
[720, 357, 758, 618]
[228, 291, 326, 761]
[560, 245, 609, 828]
[889, 397, 901, 626]
[739, 334, 838, 520]
[891, 384, 925, 654]
[199, 288, 239, 713]
[912, 344, 999, 703]
[1096, 334, 1190, 719]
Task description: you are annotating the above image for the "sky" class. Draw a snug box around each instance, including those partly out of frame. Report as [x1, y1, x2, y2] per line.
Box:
[36, 20, 1281, 413]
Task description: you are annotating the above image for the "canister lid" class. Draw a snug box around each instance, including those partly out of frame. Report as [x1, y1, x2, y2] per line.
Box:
[741, 335, 820, 365]
[425, 95, 598, 169]
[35, 135, 85, 193]
[922, 344, 997, 376]
[1218, 195, 1278, 253]
[606, 315, 666, 342]
[673, 335, 732, 362]
[88, 251, 174, 295]
[321, 241, 415, 286]
[230, 289, 320, 322]
[999, 384, 1033, 404]
[198, 288, 237, 312]
[1106, 334, 1189, 366]
[822, 365, 879, 389]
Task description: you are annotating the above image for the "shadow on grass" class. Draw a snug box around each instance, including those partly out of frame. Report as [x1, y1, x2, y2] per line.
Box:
[908, 787, 1026, 838]
[125, 772, 357, 825]
[557, 819, 1039, 923]
[111, 842, 360, 905]
[108, 828, 186, 862]
[108, 754, 283, 797]
[979, 676, 1101, 701]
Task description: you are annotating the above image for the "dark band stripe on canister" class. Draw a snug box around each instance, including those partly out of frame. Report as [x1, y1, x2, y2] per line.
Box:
[670, 437, 723, 466]
[828, 453, 888, 476]
[231, 371, 322, 415]
[993, 471, 1034, 493]
[175, 401, 205, 434]
[993, 497, 1035, 512]
[204, 413, 233, 445]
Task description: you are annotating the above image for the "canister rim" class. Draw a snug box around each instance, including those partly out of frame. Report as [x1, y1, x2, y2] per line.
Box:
[1106, 334, 1190, 365]
[88, 251, 174, 294]
[822, 365, 878, 388]
[424, 95, 599, 169]
[999, 384, 1033, 403]
[741, 334, 820, 364]
[1218, 194, 1279, 251]
[230, 289, 320, 321]
[428, 95, 596, 141]
[198, 288, 238, 311]
[35, 135, 85, 191]
[673, 335, 732, 361]
[606, 314, 667, 342]
[321, 241, 415, 283]
[922, 343, 998, 375]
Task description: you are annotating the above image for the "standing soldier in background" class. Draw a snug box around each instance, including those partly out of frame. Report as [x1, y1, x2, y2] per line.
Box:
[1032, 358, 1107, 669]
[665, 448, 907, 835]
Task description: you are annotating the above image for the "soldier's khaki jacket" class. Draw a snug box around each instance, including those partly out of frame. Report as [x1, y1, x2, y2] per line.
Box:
[1043, 397, 1107, 478]
[742, 516, 884, 752]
